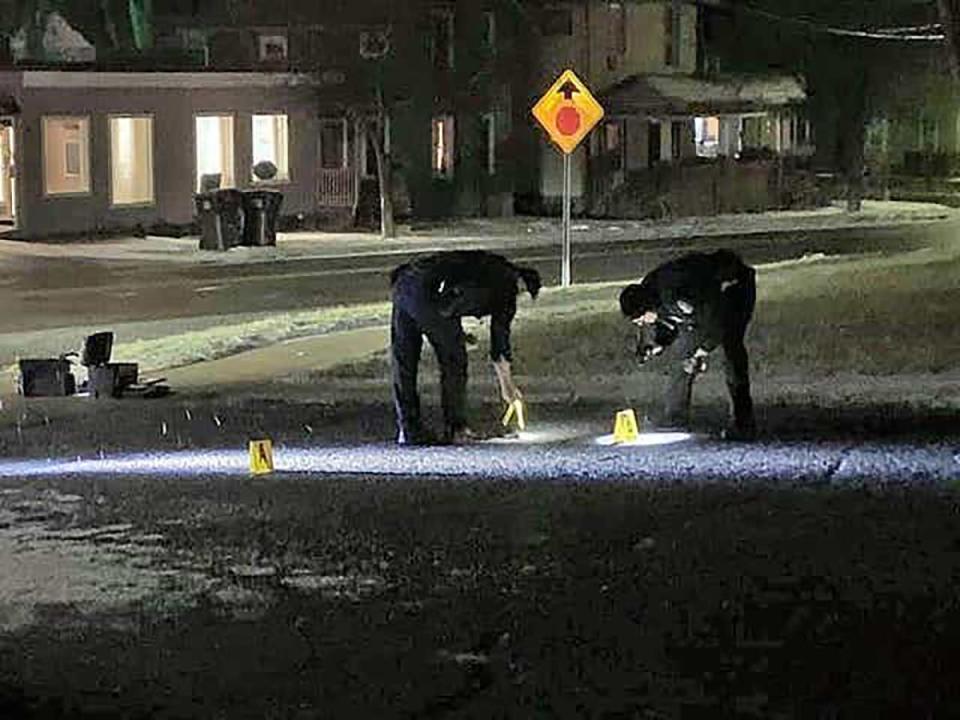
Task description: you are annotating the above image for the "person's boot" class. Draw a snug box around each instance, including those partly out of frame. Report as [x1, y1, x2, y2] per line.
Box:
[721, 419, 757, 442]
[444, 426, 480, 445]
[397, 425, 437, 446]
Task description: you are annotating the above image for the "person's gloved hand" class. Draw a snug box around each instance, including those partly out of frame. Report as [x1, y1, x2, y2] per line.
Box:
[682, 348, 709, 376]
[637, 343, 664, 365]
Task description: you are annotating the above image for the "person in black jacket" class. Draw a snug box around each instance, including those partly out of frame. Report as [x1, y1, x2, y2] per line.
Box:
[619, 249, 757, 440]
[390, 250, 542, 445]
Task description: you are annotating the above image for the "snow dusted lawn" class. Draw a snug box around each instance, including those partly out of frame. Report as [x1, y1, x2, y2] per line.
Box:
[314, 243, 960, 420]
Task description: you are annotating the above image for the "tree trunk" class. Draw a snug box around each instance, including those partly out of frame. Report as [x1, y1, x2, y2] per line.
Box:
[938, 0, 960, 81]
[840, 69, 868, 212]
[370, 117, 396, 240]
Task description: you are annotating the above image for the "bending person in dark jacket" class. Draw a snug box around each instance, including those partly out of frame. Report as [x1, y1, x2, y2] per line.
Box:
[390, 250, 542, 445]
[619, 249, 757, 440]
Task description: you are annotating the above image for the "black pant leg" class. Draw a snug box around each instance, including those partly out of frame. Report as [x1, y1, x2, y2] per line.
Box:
[391, 302, 424, 441]
[663, 329, 700, 427]
[722, 268, 757, 432]
[425, 320, 468, 437]
[722, 335, 755, 432]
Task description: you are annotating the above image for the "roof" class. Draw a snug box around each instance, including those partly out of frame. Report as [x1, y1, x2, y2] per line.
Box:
[0, 70, 323, 90]
[599, 73, 807, 116]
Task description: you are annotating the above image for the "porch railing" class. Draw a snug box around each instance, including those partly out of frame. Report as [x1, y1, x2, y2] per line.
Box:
[318, 167, 357, 208]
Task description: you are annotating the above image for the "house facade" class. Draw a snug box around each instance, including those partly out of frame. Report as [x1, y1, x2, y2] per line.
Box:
[519, 0, 810, 217]
[0, 69, 323, 237]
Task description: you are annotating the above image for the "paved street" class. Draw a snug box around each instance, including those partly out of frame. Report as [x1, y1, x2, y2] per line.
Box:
[2, 466, 960, 718]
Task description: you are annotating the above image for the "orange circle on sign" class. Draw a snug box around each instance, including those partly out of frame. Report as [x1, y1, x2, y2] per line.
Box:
[555, 106, 581, 136]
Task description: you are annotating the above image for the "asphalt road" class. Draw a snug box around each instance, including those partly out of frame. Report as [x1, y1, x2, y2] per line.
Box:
[2, 464, 960, 718]
[0, 222, 943, 334]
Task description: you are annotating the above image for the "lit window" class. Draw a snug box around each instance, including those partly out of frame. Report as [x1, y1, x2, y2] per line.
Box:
[320, 119, 347, 170]
[432, 115, 455, 178]
[110, 116, 154, 205]
[195, 115, 235, 191]
[252, 114, 289, 182]
[484, 112, 496, 175]
[695, 116, 719, 158]
[43, 116, 90, 195]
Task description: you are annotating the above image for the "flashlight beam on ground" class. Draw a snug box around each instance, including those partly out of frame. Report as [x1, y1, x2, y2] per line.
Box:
[0, 441, 956, 485]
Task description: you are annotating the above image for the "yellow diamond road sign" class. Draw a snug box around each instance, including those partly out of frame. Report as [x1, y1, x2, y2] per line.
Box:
[531, 69, 604, 155]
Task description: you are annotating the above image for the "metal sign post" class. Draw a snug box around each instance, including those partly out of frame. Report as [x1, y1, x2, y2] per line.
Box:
[530, 69, 604, 289]
[561, 153, 572, 287]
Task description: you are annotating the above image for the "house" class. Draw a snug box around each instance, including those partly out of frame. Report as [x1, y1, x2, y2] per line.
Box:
[0, 7, 333, 238]
[0, 68, 326, 238]
[517, 0, 811, 218]
[152, 0, 521, 227]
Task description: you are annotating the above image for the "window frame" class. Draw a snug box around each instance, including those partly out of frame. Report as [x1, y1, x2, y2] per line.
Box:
[431, 114, 455, 179]
[251, 112, 291, 184]
[108, 113, 156, 208]
[194, 112, 237, 192]
[319, 117, 348, 171]
[483, 10, 496, 53]
[41, 114, 92, 198]
[483, 112, 496, 176]
[429, 8, 455, 70]
[257, 33, 289, 63]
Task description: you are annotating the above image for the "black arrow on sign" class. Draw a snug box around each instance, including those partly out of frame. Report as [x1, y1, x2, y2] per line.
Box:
[557, 79, 580, 100]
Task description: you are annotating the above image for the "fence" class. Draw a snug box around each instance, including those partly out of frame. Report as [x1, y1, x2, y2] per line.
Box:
[318, 168, 357, 208]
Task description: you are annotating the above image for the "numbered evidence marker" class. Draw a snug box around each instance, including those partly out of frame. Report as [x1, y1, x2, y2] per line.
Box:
[249, 439, 275, 474]
[502, 399, 527, 431]
[613, 409, 640, 443]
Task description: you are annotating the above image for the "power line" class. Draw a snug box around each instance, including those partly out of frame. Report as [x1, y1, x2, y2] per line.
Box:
[717, 1, 945, 42]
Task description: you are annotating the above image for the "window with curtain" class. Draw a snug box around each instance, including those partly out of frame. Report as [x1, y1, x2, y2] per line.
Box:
[195, 115, 235, 191]
[252, 113, 290, 181]
[43, 116, 91, 195]
[110, 115, 155, 205]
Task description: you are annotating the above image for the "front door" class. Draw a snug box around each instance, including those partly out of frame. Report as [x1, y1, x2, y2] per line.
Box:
[647, 119, 661, 169]
[0, 119, 16, 228]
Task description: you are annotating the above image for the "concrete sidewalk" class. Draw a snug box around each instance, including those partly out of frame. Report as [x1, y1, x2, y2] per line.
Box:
[0, 200, 955, 266]
[161, 326, 389, 389]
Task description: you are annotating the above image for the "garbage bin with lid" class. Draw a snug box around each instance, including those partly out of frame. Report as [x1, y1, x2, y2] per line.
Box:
[195, 189, 245, 250]
[241, 190, 284, 247]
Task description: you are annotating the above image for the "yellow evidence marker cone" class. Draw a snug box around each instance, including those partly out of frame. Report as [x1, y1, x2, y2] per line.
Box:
[249, 439, 275, 474]
[501, 399, 527, 431]
[613, 409, 640, 443]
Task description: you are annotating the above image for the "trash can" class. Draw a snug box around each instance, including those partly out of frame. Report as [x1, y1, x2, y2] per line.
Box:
[195, 189, 245, 250]
[241, 190, 284, 247]
[18, 358, 76, 397]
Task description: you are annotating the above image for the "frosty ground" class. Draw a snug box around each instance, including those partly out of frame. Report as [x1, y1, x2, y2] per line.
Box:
[0, 206, 959, 716]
